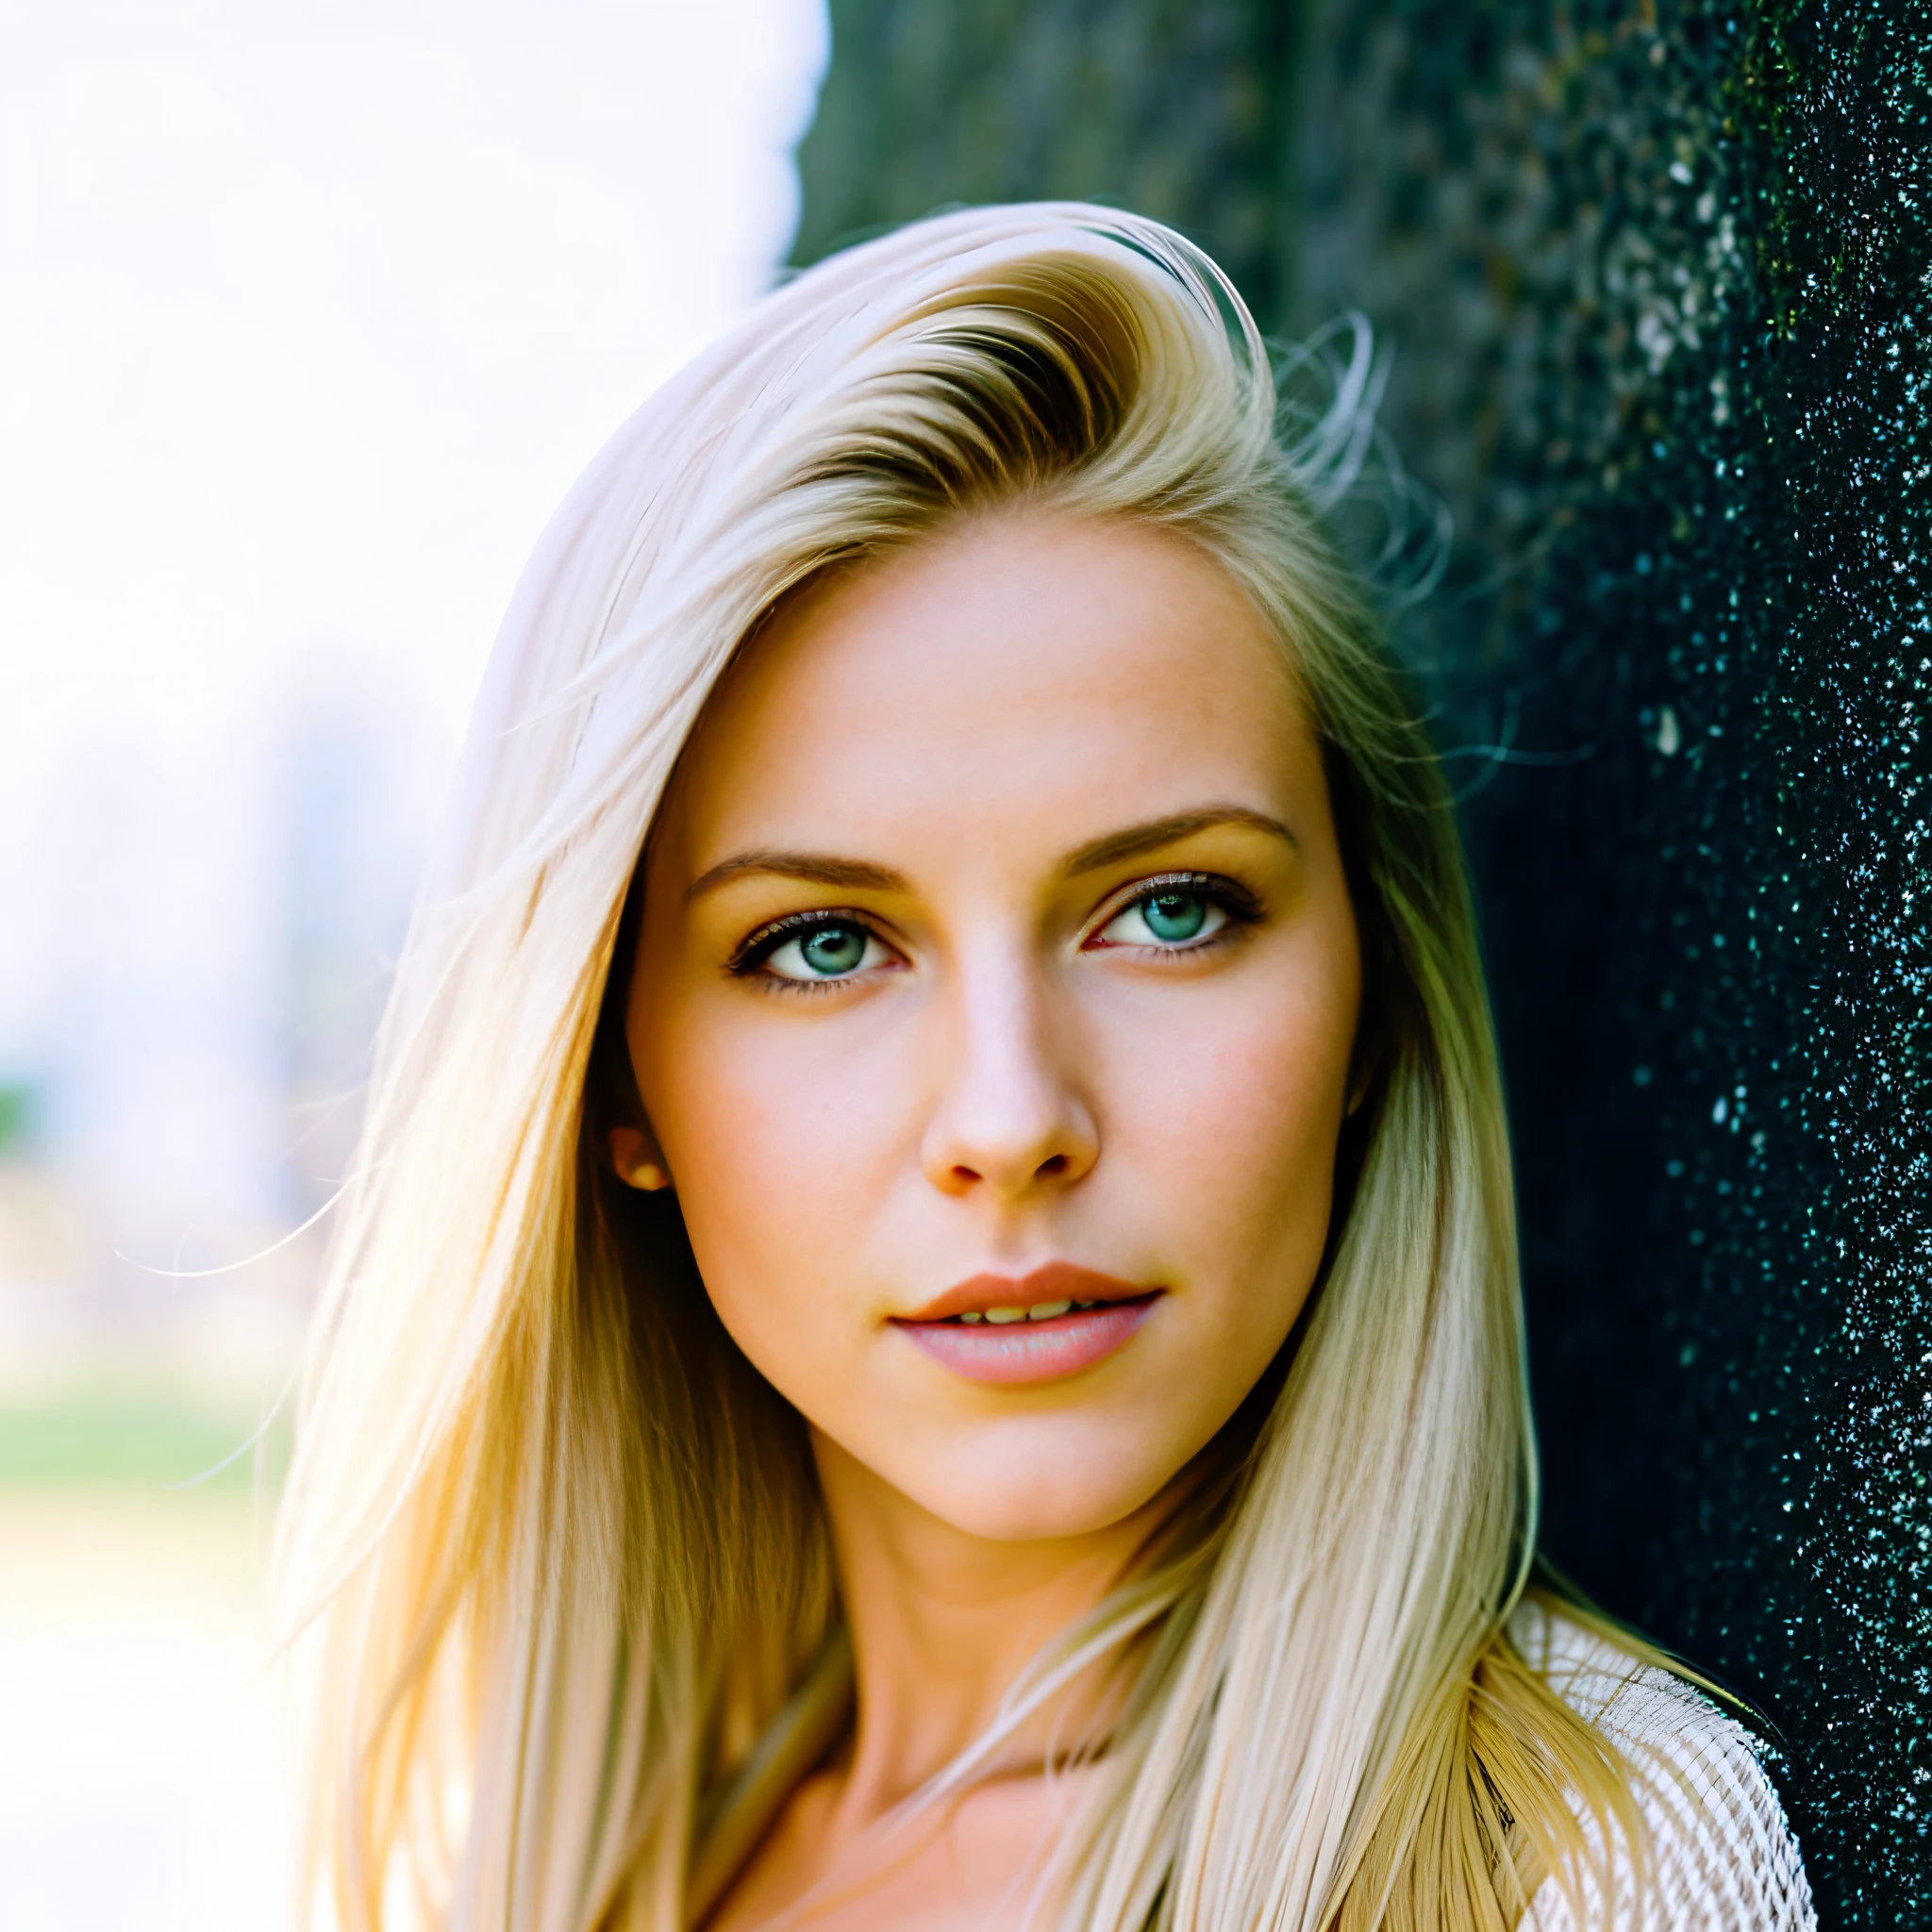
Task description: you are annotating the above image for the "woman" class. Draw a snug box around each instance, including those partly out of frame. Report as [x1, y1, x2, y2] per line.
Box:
[272, 205, 1813, 1931]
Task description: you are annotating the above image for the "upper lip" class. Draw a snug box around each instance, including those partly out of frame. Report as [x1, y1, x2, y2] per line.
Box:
[895, 1262, 1156, 1324]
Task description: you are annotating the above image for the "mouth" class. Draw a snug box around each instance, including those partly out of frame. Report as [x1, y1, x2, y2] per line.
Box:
[891, 1263, 1162, 1386]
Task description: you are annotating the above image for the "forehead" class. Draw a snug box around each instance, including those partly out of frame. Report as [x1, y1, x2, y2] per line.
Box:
[658, 514, 1317, 867]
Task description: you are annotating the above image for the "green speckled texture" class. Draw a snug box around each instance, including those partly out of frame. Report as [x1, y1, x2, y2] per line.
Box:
[794, 3, 1929, 1915]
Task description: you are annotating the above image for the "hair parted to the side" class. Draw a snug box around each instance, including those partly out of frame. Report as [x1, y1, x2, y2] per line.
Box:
[272, 203, 1657, 1932]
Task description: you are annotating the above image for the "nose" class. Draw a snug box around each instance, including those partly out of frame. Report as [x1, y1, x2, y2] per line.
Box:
[919, 950, 1099, 1200]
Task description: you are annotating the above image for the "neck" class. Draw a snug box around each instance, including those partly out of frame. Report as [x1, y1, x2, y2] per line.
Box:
[810, 1427, 1160, 1825]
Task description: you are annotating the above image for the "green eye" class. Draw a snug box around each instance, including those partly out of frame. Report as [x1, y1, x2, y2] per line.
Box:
[1094, 883, 1233, 951]
[800, 924, 867, 974]
[1142, 892, 1208, 941]
[761, 920, 882, 981]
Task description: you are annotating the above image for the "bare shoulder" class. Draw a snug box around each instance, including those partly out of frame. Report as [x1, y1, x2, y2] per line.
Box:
[1508, 1597, 1817, 1932]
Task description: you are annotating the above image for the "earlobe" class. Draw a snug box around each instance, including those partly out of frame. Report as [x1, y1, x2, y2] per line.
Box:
[608, 1125, 674, 1192]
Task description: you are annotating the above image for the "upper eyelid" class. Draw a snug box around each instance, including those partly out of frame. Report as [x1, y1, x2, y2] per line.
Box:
[1079, 872, 1260, 951]
[1090, 869, 1255, 921]
[1108, 868, 1216, 897]
[729, 907, 896, 974]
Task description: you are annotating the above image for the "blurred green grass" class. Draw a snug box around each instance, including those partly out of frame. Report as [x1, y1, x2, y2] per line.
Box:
[0, 1391, 291, 1488]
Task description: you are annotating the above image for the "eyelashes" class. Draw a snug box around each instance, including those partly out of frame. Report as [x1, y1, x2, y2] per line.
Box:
[1084, 872, 1261, 953]
[726, 871, 1262, 991]
[725, 909, 895, 984]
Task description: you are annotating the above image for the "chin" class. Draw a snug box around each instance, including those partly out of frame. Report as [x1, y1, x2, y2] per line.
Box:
[898, 1439, 1175, 1543]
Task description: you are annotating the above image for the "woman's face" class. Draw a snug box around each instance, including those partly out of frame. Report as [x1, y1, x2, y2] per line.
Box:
[625, 514, 1361, 1541]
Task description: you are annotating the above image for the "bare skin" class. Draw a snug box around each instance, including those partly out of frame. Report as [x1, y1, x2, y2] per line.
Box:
[617, 514, 1362, 1927]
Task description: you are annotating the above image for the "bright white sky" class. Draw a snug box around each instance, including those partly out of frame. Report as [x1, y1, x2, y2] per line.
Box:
[0, 0, 827, 1245]
[0, 0, 824, 766]
[0, 24, 830, 1917]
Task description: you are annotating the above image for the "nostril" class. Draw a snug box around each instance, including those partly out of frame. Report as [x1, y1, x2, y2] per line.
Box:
[1036, 1154, 1069, 1179]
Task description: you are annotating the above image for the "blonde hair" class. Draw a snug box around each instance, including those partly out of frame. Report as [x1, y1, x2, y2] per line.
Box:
[273, 203, 1658, 1932]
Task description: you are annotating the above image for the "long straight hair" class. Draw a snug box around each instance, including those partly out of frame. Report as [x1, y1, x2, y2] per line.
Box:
[272, 204, 1652, 1932]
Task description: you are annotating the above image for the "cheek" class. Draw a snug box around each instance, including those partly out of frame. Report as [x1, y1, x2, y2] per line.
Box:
[1105, 955, 1356, 1292]
[640, 1008, 906, 1344]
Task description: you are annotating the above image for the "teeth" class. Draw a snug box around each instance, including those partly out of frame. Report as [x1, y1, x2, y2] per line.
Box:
[953, 1300, 1094, 1324]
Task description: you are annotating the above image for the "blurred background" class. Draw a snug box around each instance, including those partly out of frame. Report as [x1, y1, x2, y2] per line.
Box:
[0, 5, 824, 1924]
[4, 2, 1925, 1927]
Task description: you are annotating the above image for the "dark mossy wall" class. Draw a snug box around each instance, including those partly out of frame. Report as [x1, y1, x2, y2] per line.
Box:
[795, 2, 1931, 1920]
[795, 1, 1303, 320]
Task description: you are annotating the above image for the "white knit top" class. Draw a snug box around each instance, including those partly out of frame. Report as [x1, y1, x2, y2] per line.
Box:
[1511, 1601, 1817, 1931]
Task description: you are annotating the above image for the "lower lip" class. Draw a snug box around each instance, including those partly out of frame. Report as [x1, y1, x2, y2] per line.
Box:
[894, 1295, 1161, 1386]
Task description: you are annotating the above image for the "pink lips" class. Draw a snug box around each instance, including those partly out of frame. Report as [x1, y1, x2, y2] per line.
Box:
[891, 1263, 1161, 1386]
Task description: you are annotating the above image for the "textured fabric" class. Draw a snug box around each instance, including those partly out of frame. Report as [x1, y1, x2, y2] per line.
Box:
[1512, 1603, 1816, 1932]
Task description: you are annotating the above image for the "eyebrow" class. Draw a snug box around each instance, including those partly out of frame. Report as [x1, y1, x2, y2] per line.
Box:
[1058, 806, 1298, 877]
[682, 808, 1294, 905]
[684, 852, 909, 903]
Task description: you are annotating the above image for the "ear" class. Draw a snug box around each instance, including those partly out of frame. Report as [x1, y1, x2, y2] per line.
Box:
[608, 1124, 673, 1192]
